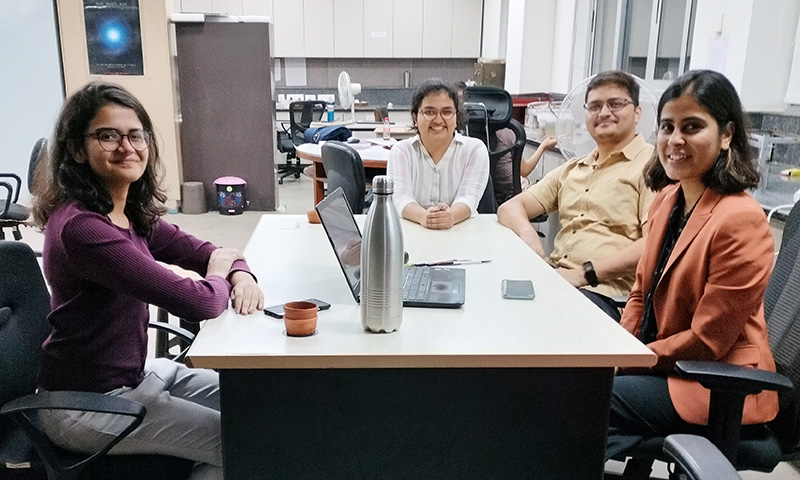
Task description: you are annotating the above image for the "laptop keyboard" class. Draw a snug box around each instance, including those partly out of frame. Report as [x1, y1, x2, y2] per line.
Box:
[403, 267, 430, 302]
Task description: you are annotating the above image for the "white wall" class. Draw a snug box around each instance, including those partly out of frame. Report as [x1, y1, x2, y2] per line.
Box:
[741, 0, 799, 109]
[481, 0, 507, 58]
[551, 0, 576, 93]
[0, 0, 64, 200]
[689, 0, 799, 110]
[505, 0, 556, 93]
[689, 0, 754, 87]
[786, 6, 800, 104]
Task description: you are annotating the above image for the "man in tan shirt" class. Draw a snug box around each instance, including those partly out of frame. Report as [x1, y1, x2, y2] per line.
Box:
[497, 71, 655, 321]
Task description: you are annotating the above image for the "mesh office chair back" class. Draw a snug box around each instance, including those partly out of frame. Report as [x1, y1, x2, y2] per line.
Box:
[764, 201, 800, 455]
[289, 101, 327, 146]
[462, 86, 527, 206]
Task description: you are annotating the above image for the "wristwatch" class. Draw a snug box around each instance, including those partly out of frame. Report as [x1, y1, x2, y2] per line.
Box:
[582, 261, 599, 287]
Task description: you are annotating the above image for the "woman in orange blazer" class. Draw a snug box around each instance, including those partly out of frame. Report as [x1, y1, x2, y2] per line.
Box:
[605, 70, 779, 461]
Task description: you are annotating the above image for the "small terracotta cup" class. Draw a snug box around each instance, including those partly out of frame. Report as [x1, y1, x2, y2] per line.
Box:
[283, 301, 318, 337]
[307, 210, 320, 224]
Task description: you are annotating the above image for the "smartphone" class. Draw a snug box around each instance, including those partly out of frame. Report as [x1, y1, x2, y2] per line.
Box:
[264, 298, 331, 318]
[501, 279, 536, 300]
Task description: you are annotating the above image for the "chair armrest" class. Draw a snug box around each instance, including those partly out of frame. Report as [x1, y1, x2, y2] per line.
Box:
[675, 361, 793, 395]
[663, 434, 742, 480]
[148, 321, 196, 363]
[1, 391, 145, 418]
[1, 391, 146, 476]
[611, 295, 628, 308]
[0, 173, 22, 203]
[147, 321, 196, 344]
[0, 181, 12, 216]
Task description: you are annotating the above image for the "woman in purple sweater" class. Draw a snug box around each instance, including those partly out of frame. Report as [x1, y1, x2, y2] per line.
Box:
[31, 82, 264, 479]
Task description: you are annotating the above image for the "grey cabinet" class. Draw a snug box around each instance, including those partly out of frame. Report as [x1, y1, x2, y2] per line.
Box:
[174, 20, 278, 211]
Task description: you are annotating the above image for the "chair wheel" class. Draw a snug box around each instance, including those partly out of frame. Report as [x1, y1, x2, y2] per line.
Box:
[278, 179, 284, 185]
[294, 172, 301, 179]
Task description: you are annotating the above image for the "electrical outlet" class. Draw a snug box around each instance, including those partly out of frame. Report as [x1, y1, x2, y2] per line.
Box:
[304, 94, 317, 100]
[287, 93, 304, 103]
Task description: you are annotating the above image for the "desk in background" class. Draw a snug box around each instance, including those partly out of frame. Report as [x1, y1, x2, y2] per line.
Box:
[307, 121, 415, 143]
[188, 215, 655, 479]
[296, 142, 391, 206]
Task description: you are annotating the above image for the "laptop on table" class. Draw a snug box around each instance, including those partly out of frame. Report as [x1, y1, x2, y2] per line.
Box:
[315, 188, 465, 308]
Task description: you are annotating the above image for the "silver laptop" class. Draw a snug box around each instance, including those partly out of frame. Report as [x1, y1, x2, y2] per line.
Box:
[315, 188, 465, 308]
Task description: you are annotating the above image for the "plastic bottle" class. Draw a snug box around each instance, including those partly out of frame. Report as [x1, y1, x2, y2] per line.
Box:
[382, 117, 391, 140]
[360, 175, 404, 333]
[327, 102, 335, 122]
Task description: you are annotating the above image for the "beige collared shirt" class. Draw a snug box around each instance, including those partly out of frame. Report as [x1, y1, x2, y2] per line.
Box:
[525, 133, 655, 298]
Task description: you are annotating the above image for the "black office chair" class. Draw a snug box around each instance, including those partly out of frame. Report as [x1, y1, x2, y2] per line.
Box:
[276, 101, 327, 185]
[662, 435, 742, 480]
[0, 138, 46, 240]
[612, 200, 800, 479]
[0, 241, 195, 480]
[321, 141, 371, 214]
[477, 179, 497, 214]
[463, 86, 527, 207]
[373, 106, 389, 122]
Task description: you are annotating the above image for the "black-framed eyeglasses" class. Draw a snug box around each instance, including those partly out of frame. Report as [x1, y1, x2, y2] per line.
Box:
[85, 128, 151, 152]
[583, 98, 635, 115]
[419, 107, 457, 120]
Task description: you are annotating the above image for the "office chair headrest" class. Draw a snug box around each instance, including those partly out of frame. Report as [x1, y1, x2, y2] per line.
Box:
[463, 86, 513, 128]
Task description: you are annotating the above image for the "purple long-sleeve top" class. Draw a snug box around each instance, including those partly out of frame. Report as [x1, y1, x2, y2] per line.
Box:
[38, 202, 252, 393]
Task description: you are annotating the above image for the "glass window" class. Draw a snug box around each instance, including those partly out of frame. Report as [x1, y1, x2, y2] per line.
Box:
[590, 0, 696, 86]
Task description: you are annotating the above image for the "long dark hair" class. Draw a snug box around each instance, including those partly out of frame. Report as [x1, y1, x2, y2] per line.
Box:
[33, 82, 167, 235]
[644, 70, 759, 193]
[410, 78, 466, 133]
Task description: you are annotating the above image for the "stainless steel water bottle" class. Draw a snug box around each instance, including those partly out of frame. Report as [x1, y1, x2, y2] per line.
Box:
[360, 175, 404, 333]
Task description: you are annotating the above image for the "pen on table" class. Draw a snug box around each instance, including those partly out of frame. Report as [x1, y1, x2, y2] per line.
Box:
[411, 259, 492, 267]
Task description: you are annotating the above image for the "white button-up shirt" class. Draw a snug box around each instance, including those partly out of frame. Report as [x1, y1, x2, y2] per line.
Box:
[387, 133, 489, 216]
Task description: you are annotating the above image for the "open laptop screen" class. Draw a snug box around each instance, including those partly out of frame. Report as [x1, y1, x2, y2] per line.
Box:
[315, 188, 363, 302]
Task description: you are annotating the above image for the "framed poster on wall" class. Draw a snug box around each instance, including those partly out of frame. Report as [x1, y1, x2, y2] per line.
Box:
[84, 0, 144, 75]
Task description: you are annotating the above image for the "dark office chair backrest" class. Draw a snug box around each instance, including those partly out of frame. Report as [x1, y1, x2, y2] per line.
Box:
[477, 180, 497, 214]
[0, 241, 51, 408]
[491, 119, 527, 202]
[321, 141, 367, 214]
[289, 101, 327, 146]
[28, 137, 47, 195]
[764, 201, 800, 452]
[0, 241, 193, 479]
[462, 86, 526, 205]
[0, 241, 50, 474]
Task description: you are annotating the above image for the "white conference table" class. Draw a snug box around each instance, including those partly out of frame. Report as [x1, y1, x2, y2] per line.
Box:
[188, 214, 655, 479]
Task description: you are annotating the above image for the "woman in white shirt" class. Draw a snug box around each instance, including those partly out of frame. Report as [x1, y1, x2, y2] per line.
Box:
[387, 78, 489, 229]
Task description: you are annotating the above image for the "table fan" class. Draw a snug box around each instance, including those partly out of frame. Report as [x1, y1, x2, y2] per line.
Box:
[337, 71, 362, 124]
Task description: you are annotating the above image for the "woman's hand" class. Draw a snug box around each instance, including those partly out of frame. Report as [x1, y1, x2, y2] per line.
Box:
[539, 135, 558, 151]
[229, 271, 265, 315]
[206, 247, 244, 278]
[422, 203, 456, 230]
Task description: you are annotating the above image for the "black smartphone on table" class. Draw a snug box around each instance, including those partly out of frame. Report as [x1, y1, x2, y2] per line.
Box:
[264, 298, 331, 318]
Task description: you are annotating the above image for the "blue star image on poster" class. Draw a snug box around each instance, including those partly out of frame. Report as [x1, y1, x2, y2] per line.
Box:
[84, 0, 144, 75]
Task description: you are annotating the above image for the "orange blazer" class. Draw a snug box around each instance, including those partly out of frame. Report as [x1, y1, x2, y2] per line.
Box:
[620, 183, 778, 425]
